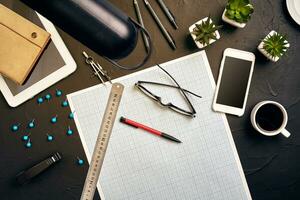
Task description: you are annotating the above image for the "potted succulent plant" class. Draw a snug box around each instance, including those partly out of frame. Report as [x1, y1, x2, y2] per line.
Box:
[189, 16, 222, 49]
[222, 0, 254, 28]
[258, 30, 289, 62]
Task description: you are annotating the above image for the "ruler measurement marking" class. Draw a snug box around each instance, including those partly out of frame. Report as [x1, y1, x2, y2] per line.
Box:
[80, 83, 124, 200]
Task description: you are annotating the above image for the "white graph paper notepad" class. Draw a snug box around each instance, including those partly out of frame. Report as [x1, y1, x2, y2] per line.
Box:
[67, 51, 252, 200]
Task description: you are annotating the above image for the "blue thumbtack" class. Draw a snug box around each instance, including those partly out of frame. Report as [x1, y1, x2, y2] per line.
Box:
[51, 115, 58, 124]
[62, 100, 68, 107]
[22, 133, 30, 141]
[69, 112, 75, 119]
[45, 94, 52, 101]
[77, 157, 84, 165]
[22, 135, 29, 141]
[56, 89, 62, 97]
[37, 97, 44, 104]
[28, 119, 35, 129]
[67, 126, 73, 136]
[25, 139, 32, 148]
[11, 123, 20, 132]
[47, 134, 54, 142]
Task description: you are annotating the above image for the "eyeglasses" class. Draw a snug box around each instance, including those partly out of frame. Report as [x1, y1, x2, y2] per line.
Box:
[135, 64, 202, 117]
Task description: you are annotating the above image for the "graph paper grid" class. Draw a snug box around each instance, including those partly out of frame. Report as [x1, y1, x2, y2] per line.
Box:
[67, 51, 252, 200]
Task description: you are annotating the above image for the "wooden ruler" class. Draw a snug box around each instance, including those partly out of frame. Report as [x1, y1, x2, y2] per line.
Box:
[80, 83, 124, 200]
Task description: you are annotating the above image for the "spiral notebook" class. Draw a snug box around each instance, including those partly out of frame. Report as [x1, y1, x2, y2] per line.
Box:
[67, 51, 252, 200]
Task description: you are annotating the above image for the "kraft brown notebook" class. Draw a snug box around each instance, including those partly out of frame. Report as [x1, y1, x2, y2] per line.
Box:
[0, 4, 50, 85]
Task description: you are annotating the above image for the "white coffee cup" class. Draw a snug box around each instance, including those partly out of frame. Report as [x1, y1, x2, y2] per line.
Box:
[250, 101, 291, 138]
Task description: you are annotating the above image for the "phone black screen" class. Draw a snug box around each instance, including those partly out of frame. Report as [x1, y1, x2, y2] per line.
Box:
[216, 56, 252, 108]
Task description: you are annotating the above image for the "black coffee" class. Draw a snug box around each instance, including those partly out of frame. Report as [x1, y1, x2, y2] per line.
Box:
[255, 104, 284, 131]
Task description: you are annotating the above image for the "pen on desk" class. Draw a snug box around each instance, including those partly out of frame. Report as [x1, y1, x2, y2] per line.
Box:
[133, 0, 150, 52]
[156, 0, 178, 29]
[120, 117, 181, 143]
[143, 0, 176, 50]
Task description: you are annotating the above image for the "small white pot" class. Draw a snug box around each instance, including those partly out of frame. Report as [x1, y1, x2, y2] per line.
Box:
[257, 30, 290, 62]
[189, 17, 220, 49]
[222, 9, 246, 28]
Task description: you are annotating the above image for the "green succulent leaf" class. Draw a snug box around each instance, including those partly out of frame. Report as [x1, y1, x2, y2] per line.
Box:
[225, 0, 254, 23]
[235, 12, 242, 19]
[192, 16, 222, 46]
[240, 4, 254, 16]
[227, 11, 235, 19]
[262, 32, 289, 58]
[228, 0, 239, 10]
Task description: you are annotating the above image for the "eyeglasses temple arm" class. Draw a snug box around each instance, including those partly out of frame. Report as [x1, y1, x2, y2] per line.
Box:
[156, 64, 197, 116]
[137, 81, 202, 98]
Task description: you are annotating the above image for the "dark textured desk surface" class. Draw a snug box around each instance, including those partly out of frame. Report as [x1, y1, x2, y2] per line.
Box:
[0, 0, 299, 199]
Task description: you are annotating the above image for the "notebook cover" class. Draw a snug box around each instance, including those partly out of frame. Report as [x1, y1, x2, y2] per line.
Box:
[0, 4, 50, 85]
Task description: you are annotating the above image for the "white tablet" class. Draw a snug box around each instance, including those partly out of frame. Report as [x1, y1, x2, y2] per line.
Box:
[0, 12, 76, 107]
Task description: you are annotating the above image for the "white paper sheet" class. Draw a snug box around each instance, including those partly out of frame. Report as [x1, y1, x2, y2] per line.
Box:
[67, 51, 252, 200]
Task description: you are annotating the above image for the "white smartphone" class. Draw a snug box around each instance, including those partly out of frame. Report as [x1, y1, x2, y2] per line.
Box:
[213, 48, 255, 116]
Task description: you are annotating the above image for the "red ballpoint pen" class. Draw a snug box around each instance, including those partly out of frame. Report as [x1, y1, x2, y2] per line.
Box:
[120, 116, 181, 143]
